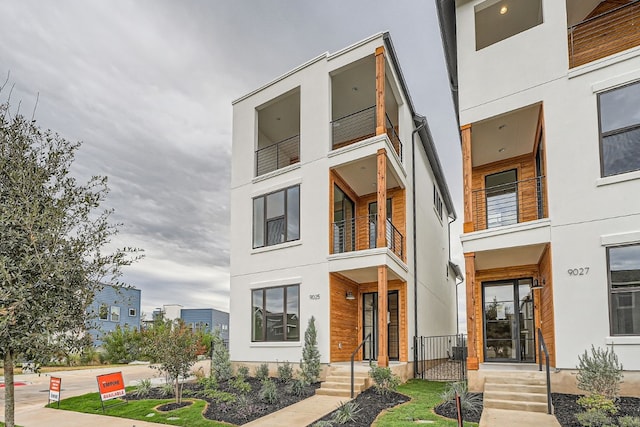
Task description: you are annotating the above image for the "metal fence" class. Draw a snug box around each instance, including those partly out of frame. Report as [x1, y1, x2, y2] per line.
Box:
[332, 214, 404, 259]
[331, 106, 376, 150]
[255, 134, 300, 176]
[414, 334, 467, 381]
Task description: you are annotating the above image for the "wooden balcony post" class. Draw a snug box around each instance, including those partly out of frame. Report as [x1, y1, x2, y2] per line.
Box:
[464, 252, 479, 370]
[461, 124, 473, 233]
[376, 148, 387, 248]
[375, 46, 386, 136]
[377, 265, 389, 367]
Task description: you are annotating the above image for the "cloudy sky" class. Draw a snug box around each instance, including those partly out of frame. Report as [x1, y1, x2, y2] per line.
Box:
[0, 0, 464, 321]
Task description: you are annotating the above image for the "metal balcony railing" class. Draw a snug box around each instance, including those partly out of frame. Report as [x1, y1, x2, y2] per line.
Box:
[331, 214, 404, 259]
[255, 135, 300, 176]
[568, 0, 640, 68]
[471, 176, 546, 232]
[331, 106, 402, 159]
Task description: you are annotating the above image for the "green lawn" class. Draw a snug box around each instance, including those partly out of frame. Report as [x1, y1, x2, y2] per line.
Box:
[47, 390, 230, 427]
[375, 380, 479, 427]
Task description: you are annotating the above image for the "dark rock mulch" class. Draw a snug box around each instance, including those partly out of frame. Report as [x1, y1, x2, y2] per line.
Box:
[433, 393, 484, 424]
[552, 393, 640, 426]
[307, 388, 410, 427]
[156, 400, 193, 411]
[128, 377, 320, 425]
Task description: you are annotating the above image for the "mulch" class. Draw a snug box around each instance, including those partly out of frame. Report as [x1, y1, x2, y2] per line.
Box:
[552, 393, 640, 427]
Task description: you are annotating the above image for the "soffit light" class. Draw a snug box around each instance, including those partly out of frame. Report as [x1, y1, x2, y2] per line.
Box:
[500, 5, 508, 15]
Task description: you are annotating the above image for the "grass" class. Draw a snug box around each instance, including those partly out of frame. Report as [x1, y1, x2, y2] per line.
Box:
[374, 380, 479, 427]
[46, 389, 231, 427]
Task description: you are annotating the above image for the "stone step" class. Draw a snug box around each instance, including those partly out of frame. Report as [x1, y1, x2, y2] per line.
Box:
[484, 383, 547, 394]
[325, 375, 370, 384]
[484, 390, 548, 403]
[484, 398, 549, 413]
[321, 381, 367, 391]
[315, 387, 355, 398]
[327, 369, 370, 377]
[484, 376, 546, 386]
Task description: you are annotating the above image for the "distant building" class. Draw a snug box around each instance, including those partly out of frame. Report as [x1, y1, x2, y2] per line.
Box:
[88, 284, 141, 346]
[181, 308, 230, 342]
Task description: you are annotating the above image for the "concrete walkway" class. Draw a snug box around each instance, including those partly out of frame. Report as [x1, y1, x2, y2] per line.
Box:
[242, 394, 345, 426]
[479, 408, 561, 427]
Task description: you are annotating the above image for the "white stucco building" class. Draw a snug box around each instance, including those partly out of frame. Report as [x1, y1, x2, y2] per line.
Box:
[229, 33, 460, 379]
[437, 0, 640, 395]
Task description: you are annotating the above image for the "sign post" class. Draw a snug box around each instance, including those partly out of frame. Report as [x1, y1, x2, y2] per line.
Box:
[49, 377, 61, 408]
[96, 372, 126, 412]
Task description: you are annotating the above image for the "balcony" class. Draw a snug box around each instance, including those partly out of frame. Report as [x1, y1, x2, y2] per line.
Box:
[568, 0, 640, 68]
[471, 176, 546, 232]
[331, 214, 404, 259]
[331, 105, 402, 160]
[255, 135, 300, 176]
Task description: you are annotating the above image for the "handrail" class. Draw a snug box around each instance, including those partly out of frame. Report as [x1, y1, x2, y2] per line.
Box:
[537, 328, 552, 415]
[350, 333, 372, 398]
[331, 105, 375, 123]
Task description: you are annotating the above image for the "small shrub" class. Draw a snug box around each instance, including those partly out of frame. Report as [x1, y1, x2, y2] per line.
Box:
[255, 363, 270, 380]
[286, 378, 308, 397]
[133, 378, 152, 397]
[577, 394, 618, 415]
[277, 360, 294, 382]
[331, 401, 361, 424]
[619, 416, 640, 427]
[236, 364, 250, 379]
[440, 381, 483, 416]
[259, 379, 278, 404]
[230, 376, 252, 394]
[191, 366, 206, 381]
[369, 366, 400, 396]
[211, 328, 232, 382]
[199, 389, 236, 403]
[576, 346, 623, 400]
[300, 316, 321, 383]
[575, 410, 613, 427]
[312, 421, 334, 427]
[160, 382, 175, 397]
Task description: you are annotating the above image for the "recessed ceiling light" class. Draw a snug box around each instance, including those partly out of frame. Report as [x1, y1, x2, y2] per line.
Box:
[498, 148, 506, 153]
[352, 86, 358, 92]
[500, 5, 508, 15]
[276, 117, 281, 121]
[498, 124, 507, 130]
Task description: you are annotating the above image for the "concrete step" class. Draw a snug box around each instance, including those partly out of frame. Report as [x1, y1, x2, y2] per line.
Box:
[484, 390, 548, 403]
[484, 398, 549, 413]
[315, 387, 355, 398]
[484, 383, 547, 394]
[321, 381, 367, 391]
[325, 375, 370, 384]
[484, 376, 546, 386]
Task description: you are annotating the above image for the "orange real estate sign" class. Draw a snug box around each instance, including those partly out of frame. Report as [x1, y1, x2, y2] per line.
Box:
[49, 377, 61, 404]
[96, 372, 126, 401]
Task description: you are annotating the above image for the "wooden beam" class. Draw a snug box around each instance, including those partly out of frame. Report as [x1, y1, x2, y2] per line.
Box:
[376, 148, 387, 248]
[461, 124, 473, 233]
[375, 46, 386, 136]
[464, 252, 479, 370]
[377, 265, 388, 367]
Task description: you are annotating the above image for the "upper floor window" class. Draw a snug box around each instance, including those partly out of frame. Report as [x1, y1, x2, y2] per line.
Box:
[475, 0, 543, 50]
[99, 304, 108, 320]
[110, 306, 120, 322]
[608, 244, 640, 335]
[253, 185, 300, 248]
[599, 81, 640, 177]
[128, 308, 137, 317]
[252, 284, 299, 342]
[433, 185, 443, 220]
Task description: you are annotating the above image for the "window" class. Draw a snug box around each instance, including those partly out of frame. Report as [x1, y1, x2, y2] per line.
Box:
[608, 244, 640, 335]
[485, 169, 518, 228]
[433, 185, 443, 220]
[599, 81, 640, 177]
[252, 285, 299, 342]
[475, 0, 543, 50]
[128, 308, 136, 317]
[99, 304, 108, 320]
[110, 306, 120, 322]
[253, 185, 300, 248]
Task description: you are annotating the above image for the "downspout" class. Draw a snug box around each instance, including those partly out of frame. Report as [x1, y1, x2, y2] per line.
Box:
[448, 216, 457, 335]
[411, 119, 426, 377]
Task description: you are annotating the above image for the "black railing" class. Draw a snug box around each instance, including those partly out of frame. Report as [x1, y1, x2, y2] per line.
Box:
[386, 114, 402, 161]
[255, 134, 300, 176]
[414, 334, 467, 381]
[331, 214, 404, 259]
[471, 176, 546, 231]
[537, 328, 552, 414]
[331, 106, 376, 150]
[351, 333, 372, 398]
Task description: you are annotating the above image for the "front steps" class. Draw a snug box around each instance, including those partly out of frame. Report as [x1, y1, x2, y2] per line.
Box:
[483, 371, 552, 414]
[316, 365, 372, 398]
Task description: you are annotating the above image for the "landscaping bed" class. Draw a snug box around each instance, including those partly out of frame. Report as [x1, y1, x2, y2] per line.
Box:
[552, 393, 640, 427]
[433, 392, 483, 424]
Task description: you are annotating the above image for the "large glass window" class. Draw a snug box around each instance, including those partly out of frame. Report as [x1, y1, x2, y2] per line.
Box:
[252, 285, 299, 342]
[609, 244, 640, 335]
[599, 81, 640, 177]
[253, 185, 300, 248]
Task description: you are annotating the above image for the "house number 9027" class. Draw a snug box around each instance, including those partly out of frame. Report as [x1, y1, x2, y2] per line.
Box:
[568, 267, 589, 276]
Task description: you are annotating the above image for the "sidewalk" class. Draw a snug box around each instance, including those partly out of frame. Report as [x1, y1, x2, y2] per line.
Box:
[12, 406, 163, 427]
[479, 408, 561, 427]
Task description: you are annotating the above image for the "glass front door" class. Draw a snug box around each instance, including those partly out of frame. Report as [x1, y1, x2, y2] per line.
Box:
[333, 185, 355, 252]
[483, 279, 535, 362]
[362, 291, 399, 361]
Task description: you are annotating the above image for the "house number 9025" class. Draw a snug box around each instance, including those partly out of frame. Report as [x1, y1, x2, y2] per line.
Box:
[568, 267, 589, 276]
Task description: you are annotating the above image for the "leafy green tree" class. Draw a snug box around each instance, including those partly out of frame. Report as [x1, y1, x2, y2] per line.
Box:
[102, 324, 143, 363]
[0, 93, 140, 427]
[300, 316, 321, 384]
[144, 319, 199, 403]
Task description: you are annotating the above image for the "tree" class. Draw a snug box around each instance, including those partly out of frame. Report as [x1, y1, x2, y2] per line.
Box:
[144, 319, 199, 403]
[300, 316, 321, 384]
[0, 92, 140, 427]
[210, 327, 232, 382]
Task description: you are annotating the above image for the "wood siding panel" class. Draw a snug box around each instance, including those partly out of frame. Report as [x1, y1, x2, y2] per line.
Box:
[461, 124, 473, 233]
[356, 187, 406, 260]
[538, 245, 556, 367]
[329, 273, 360, 362]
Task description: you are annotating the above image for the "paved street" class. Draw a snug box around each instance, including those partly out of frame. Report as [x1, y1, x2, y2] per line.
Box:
[0, 360, 210, 426]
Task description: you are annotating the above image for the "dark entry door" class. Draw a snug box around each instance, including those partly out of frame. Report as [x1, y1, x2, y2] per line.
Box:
[363, 291, 399, 361]
[483, 279, 535, 362]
